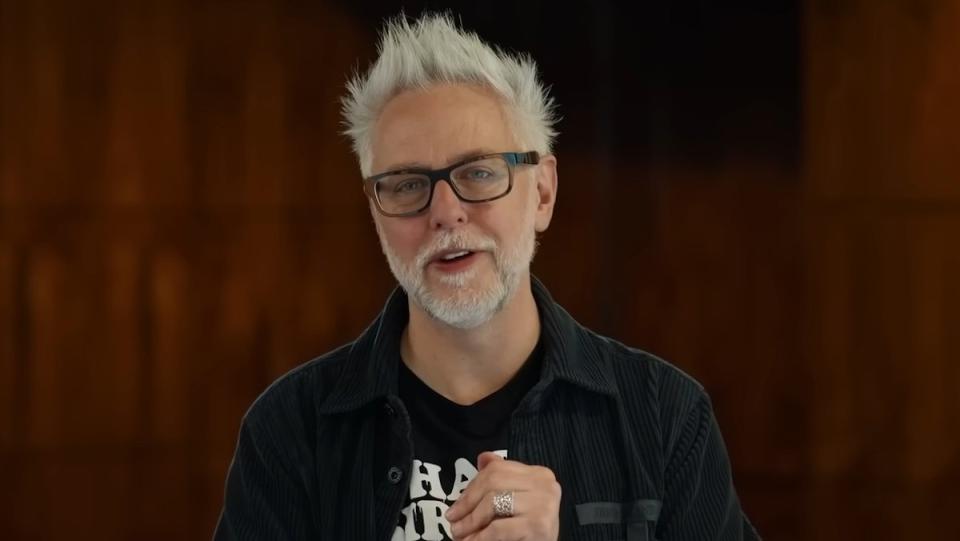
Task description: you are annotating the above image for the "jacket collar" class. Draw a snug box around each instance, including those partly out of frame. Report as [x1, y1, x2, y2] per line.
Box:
[317, 275, 617, 414]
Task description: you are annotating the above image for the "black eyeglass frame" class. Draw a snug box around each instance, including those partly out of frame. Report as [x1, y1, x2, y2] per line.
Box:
[362, 151, 540, 217]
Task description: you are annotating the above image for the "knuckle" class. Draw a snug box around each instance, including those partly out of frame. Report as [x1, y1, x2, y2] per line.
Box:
[535, 465, 557, 482]
[550, 479, 562, 499]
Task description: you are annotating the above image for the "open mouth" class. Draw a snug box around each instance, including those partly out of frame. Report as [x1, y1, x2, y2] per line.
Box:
[430, 249, 479, 271]
[437, 250, 473, 263]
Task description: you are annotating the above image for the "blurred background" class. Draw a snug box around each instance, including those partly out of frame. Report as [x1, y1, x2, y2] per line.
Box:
[1, 0, 958, 539]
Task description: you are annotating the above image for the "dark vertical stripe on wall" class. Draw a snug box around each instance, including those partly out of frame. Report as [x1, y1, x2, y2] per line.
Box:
[13, 246, 30, 441]
[137, 247, 154, 441]
[591, 0, 617, 331]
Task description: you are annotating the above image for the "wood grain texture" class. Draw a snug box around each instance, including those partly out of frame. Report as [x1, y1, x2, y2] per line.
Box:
[0, 1, 957, 539]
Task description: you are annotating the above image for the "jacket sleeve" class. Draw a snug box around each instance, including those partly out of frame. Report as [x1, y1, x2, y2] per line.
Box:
[213, 411, 317, 540]
[656, 394, 761, 540]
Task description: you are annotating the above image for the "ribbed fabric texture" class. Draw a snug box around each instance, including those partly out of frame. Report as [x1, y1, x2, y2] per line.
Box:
[214, 277, 760, 540]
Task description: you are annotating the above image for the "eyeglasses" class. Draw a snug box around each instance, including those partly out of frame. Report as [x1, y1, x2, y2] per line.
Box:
[363, 151, 540, 217]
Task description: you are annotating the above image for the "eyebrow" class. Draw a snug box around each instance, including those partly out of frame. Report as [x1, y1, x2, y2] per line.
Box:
[381, 148, 496, 172]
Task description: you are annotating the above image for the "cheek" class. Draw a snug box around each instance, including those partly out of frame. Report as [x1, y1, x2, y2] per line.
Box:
[377, 219, 425, 257]
[503, 184, 539, 228]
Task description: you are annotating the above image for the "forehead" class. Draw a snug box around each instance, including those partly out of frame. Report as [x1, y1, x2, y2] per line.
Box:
[371, 83, 518, 173]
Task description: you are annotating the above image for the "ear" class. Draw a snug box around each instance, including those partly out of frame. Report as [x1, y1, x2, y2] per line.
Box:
[533, 154, 558, 233]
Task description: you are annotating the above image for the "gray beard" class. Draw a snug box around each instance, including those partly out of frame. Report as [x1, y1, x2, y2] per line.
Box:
[378, 225, 537, 329]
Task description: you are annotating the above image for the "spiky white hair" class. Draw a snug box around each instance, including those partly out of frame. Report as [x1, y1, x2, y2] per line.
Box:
[341, 12, 559, 177]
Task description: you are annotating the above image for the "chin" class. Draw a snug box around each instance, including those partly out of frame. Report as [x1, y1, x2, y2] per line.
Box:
[429, 266, 481, 288]
[417, 274, 509, 329]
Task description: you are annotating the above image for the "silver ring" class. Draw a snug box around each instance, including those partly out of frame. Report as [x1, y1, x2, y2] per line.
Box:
[492, 490, 514, 518]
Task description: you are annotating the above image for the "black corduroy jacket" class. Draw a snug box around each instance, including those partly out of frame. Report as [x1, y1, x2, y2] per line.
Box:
[214, 277, 759, 540]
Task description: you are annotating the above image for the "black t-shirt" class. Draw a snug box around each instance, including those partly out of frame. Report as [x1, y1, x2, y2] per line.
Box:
[393, 341, 543, 541]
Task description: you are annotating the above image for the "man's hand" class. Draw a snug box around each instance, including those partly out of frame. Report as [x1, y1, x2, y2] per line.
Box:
[445, 452, 561, 541]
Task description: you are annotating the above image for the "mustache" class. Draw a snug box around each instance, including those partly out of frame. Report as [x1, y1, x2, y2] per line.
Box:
[414, 230, 498, 268]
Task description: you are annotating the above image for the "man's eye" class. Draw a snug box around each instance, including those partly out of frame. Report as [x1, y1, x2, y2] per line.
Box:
[461, 168, 495, 181]
[394, 178, 427, 192]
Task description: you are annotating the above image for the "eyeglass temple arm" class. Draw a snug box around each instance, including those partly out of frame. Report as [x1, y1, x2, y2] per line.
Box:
[513, 151, 541, 165]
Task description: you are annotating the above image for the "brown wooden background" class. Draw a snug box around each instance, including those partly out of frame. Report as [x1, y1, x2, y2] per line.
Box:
[1, 1, 958, 539]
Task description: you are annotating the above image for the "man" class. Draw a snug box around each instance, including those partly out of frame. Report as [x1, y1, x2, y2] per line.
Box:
[215, 12, 759, 541]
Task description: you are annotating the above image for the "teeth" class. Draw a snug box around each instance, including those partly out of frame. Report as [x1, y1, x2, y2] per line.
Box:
[441, 250, 470, 261]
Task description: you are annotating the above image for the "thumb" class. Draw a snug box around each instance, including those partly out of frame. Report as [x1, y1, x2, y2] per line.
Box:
[477, 451, 504, 470]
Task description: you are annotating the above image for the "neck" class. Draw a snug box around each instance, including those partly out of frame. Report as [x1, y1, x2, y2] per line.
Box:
[400, 275, 541, 405]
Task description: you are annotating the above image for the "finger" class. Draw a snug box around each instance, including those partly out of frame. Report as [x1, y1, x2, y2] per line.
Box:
[477, 451, 503, 470]
[448, 461, 552, 522]
[460, 516, 524, 541]
[450, 489, 521, 540]
[446, 462, 533, 522]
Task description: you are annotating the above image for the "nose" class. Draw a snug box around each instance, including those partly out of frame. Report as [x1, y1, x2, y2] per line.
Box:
[427, 180, 468, 229]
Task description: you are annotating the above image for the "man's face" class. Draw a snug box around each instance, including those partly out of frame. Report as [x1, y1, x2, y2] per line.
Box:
[368, 83, 556, 329]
